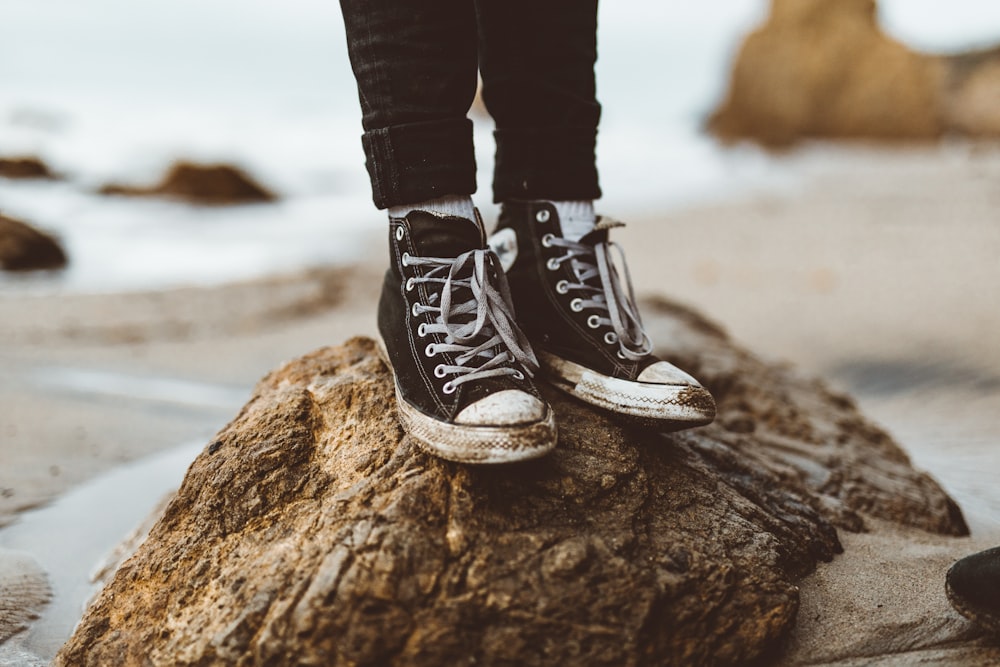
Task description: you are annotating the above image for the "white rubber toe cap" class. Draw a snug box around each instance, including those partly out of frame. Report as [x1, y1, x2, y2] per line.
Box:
[455, 390, 547, 426]
[637, 361, 701, 386]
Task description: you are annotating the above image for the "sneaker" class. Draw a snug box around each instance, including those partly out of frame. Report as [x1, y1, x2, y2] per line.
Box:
[488, 200, 716, 428]
[946, 546, 1000, 635]
[377, 209, 557, 464]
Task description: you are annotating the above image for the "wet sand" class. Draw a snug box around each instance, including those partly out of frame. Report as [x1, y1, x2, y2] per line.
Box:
[1, 143, 999, 663]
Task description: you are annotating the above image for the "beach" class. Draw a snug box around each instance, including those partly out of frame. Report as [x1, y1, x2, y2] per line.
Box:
[3, 0, 1000, 661]
[1, 143, 999, 664]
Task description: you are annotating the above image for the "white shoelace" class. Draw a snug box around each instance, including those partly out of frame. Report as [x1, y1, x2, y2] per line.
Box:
[404, 248, 539, 393]
[544, 218, 653, 361]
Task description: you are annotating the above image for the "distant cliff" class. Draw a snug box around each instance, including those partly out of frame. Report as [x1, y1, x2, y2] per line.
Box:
[710, 0, 1000, 145]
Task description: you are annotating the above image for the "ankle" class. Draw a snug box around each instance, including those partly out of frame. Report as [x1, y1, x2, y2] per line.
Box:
[388, 195, 476, 223]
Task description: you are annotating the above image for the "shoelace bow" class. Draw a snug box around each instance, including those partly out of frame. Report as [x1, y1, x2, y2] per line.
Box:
[545, 218, 653, 361]
[405, 248, 538, 392]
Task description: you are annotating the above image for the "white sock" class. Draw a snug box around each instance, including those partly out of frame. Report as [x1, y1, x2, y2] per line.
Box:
[550, 200, 596, 241]
[388, 195, 476, 223]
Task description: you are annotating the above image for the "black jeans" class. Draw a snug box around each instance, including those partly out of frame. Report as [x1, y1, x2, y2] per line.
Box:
[339, 0, 602, 209]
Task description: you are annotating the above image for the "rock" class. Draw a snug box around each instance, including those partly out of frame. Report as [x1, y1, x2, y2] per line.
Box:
[99, 162, 277, 205]
[0, 548, 51, 643]
[0, 156, 55, 180]
[0, 215, 68, 272]
[944, 46, 1000, 137]
[56, 301, 967, 667]
[709, 0, 946, 145]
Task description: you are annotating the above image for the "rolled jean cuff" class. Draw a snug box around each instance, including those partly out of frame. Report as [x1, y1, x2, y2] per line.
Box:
[492, 126, 601, 203]
[361, 118, 477, 209]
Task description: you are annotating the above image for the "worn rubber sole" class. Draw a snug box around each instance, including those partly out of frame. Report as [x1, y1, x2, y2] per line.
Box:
[376, 338, 558, 464]
[538, 350, 716, 428]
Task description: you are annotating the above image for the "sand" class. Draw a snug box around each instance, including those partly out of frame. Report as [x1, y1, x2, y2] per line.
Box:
[1, 143, 999, 663]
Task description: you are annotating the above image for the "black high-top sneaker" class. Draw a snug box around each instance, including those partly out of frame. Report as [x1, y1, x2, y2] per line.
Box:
[377, 209, 557, 464]
[488, 201, 716, 428]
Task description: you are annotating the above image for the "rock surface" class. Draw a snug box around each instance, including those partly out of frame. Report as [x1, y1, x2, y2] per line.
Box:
[0, 549, 50, 644]
[0, 157, 55, 180]
[0, 215, 68, 272]
[56, 301, 967, 666]
[945, 46, 1000, 137]
[99, 162, 277, 205]
[709, 0, 1000, 145]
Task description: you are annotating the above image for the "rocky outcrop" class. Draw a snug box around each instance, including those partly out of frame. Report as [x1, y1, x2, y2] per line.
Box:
[99, 162, 277, 205]
[945, 46, 1000, 137]
[56, 301, 966, 667]
[0, 215, 68, 272]
[709, 0, 1000, 145]
[0, 157, 55, 180]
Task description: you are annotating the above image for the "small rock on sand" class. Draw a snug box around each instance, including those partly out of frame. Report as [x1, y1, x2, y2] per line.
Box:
[0, 215, 68, 272]
[0, 548, 51, 643]
[0, 157, 55, 180]
[99, 162, 278, 205]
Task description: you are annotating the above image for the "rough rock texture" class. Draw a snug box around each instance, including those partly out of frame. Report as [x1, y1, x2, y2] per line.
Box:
[0, 215, 68, 272]
[709, 0, 1000, 146]
[56, 301, 967, 667]
[0, 548, 50, 643]
[0, 157, 55, 180]
[99, 162, 277, 205]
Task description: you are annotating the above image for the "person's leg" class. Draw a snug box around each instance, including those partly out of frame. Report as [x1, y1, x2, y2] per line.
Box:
[478, 1, 716, 427]
[340, 0, 478, 215]
[339, 0, 557, 462]
[475, 0, 602, 207]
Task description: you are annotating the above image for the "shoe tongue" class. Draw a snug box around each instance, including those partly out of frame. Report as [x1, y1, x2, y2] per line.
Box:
[407, 210, 484, 257]
[577, 227, 608, 246]
[577, 217, 623, 246]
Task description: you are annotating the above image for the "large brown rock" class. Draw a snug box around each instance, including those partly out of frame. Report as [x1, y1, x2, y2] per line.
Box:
[0, 215, 68, 272]
[945, 46, 1000, 136]
[709, 0, 1000, 145]
[99, 162, 277, 205]
[56, 302, 966, 666]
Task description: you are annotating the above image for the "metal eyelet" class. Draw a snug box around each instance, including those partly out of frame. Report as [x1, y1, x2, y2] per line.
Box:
[604, 332, 618, 345]
[546, 257, 560, 271]
[411, 303, 421, 317]
[556, 280, 569, 294]
[401, 252, 412, 267]
[405, 278, 415, 291]
[570, 298, 583, 312]
[442, 381, 456, 394]
[395, 226, 405, 241]
[434, 364, 447, 378]
[536, 209, 550, 223]
[616, 350, 628, 360]
[425, 343, 436, 357]
[587, 315, 601, 328]
[541, 233, 554, 248]
[512, 369, 525, 380]
[417, 323, 428, 337]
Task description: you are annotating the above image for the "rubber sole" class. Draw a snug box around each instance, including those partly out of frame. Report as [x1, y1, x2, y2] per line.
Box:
[376, 338, 558, 464]
[538, 350, 716, 428]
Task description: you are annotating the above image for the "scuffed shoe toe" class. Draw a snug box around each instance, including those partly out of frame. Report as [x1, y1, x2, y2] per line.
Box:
[455, 389, 547, 426]
[637, 360, 701, 387]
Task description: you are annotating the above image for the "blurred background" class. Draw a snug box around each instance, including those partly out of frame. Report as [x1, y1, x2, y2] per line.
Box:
[1, 0, 998, 291]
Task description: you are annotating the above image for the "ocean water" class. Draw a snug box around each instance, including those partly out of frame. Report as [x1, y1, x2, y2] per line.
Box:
[4, 0, 997, 293]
